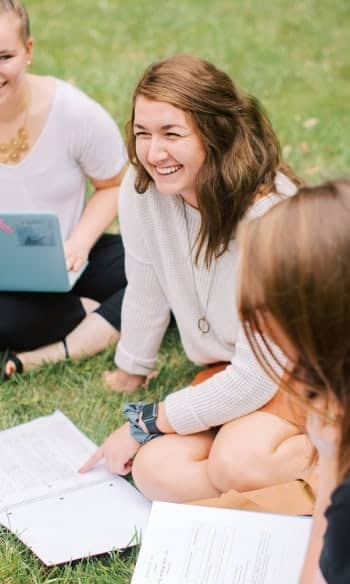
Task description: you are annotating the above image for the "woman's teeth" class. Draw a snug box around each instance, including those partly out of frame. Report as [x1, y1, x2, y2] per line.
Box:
[156, 165, 181, 175]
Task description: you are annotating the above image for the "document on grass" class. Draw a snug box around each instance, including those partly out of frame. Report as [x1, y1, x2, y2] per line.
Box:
[0, 410, 151, 565]
[132, 502, 312, 584]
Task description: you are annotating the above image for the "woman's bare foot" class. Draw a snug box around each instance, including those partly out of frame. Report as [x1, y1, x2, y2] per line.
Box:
[5, 359, 17, 378]
[104, 369, 147, 393]
[0, 351, 24, 381]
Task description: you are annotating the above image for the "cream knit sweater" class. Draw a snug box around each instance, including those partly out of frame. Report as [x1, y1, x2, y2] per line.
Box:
[116, 166, 296, 434]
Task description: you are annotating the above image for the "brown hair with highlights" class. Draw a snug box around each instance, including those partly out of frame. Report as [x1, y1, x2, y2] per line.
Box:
[0, 0, 30, 43]
[238, 179, 350, 481]
[126, 55, 300, 266]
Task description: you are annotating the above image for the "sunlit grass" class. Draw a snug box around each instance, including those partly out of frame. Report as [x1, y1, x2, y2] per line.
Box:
[1, 0, 349, 581]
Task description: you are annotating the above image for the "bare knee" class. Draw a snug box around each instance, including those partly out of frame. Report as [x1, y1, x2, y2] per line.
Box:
[132, 432, 214, 502]
[80, 297, 100, 313]
[132, 439, 172, 500]
[208, 440, 266, 492]
[208, 415, 312, 493]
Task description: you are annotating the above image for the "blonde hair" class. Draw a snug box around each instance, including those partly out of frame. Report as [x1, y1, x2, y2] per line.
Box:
[238, 179, 350, 481]
[0, 0, 30, 43]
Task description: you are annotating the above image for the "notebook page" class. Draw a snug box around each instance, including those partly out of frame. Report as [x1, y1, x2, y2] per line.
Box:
[0, 478, 151, 565]
[0, 410, 151, 564]
[0, 410, 111, 510]
[132, 502, 312, 584]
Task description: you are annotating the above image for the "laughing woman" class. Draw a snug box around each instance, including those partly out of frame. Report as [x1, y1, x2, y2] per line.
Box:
[0, 0, 127, 379]
[81, 55, 312, 502]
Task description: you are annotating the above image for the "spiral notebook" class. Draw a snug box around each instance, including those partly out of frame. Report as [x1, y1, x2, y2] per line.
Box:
[0, 213, 87, 292]
[0, 411, 151, 565]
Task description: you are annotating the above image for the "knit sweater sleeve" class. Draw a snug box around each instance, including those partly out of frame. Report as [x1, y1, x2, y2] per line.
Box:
[164, 325, 279, 434]
[114, 167, 171, 375]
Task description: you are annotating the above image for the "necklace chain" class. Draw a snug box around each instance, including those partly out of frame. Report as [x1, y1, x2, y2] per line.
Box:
[181, 196, 217, 334]
[0, 86, 30, 164]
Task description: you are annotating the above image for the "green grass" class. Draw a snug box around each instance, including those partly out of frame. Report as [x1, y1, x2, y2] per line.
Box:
[29, 0, 350, 180]
[0, 329, 198, 584]
[2, 0, 350, 581]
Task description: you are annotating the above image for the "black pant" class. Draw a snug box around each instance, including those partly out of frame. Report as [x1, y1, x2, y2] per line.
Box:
[0, 234, 126, 351]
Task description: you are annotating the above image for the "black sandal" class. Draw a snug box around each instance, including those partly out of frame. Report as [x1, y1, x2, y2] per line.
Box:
[0, 349, 23, 381]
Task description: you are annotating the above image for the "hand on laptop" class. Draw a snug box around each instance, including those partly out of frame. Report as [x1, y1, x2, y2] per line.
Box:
[64, 238, 89, 272]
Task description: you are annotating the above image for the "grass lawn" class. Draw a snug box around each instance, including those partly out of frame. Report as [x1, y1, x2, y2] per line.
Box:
[1, 0, 350, 581]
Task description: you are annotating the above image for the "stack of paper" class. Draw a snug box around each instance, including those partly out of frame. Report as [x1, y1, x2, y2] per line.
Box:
[132, 501, 311, 584]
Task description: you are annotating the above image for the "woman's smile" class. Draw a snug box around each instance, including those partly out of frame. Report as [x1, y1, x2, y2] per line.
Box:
[134, 95, 205, 207]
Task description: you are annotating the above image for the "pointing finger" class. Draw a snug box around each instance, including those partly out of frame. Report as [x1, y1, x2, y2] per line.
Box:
[79, 448, 104, 473]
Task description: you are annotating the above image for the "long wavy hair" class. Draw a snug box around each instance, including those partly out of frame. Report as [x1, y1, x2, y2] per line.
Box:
[126, 55, 300, 266]
[0, 0, 30, 42]
[238, 179, 350, 482]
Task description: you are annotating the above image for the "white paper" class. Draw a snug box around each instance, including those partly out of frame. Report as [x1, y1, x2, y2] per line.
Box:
[132, 502, 312, 584]
[0, 411, 151, 564]
[0, 411, 112, 509]
[0, 479, 150, 565]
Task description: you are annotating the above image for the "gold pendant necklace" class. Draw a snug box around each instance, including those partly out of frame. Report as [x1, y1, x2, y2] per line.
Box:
[181, 196, 217, 334]
[0, 87, 30, 164]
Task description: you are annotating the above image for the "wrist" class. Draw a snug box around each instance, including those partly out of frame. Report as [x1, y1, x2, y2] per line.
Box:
[140, 402, 161, 434]
[318, 452, 339, 471]
[66, 233, 91, 252]
[123, 402, 164, 445]
[126, 424, 143, 449]
[155, 402, 174, 433]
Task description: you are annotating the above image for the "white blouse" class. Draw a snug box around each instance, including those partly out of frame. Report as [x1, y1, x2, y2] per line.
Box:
[0, 78, 127, 240]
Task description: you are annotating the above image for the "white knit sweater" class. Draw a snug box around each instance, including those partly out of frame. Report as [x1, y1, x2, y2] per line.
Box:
[116, 166, 296, 434]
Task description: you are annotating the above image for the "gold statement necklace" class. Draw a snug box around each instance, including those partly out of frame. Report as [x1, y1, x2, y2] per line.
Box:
[0, 86, 30, 164]
[181, 196, 217, 334]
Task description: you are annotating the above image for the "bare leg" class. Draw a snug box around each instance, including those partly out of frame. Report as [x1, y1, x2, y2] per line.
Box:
[80, 298, 100, 314]
[132, 431, 220, 502]
[132, 412, 312, 502]
[5, 299, 119, 376]
[208, 412, 313, 492]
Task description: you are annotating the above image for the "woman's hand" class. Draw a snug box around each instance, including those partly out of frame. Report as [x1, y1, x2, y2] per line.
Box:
[306, 395, 340, 460]
[104, 368, 147, 393]
[63, 169, 126, 273]
[64, 238, 89, 272]
[79, 423, 141, 475]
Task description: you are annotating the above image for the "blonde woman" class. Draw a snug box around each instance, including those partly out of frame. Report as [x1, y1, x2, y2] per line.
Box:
[0, 0, 127, 379]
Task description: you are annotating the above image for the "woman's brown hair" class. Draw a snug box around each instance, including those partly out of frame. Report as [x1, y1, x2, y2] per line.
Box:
[238, 179, 350, 481]
[126, 55, 300, 267]
[0, 0, 30, 43]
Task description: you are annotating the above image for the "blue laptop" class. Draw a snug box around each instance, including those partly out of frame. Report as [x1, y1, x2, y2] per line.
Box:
[0, 213, 87, 292]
